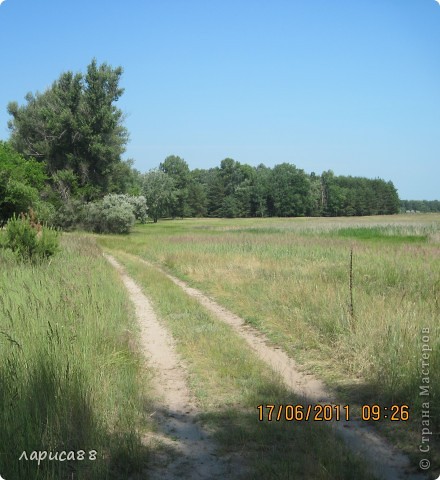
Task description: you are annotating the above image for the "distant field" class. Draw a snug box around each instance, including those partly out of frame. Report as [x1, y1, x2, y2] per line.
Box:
[98, 214, 440, 470]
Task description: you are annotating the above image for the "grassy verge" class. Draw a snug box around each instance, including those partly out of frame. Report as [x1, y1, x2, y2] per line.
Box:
[0, 234, 150, 480]
[98, 215, 440, 472]
[103, 249, 376, 479]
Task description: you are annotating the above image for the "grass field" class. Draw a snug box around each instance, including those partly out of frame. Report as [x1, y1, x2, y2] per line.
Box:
[108, 249, 376, 479]
[1, 214, 438, 478]
[98, 214, 440, 475]
[0, 235, 150, 479]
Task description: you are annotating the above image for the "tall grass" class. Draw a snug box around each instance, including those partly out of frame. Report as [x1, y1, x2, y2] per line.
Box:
[98, 215, 440, 465]
[0, 234, 149, 479]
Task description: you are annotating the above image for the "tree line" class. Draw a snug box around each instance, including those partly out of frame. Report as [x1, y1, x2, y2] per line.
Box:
[400, 199, 440, 213]
[142, 156, 400, 222]
[0, 59, 406, 228]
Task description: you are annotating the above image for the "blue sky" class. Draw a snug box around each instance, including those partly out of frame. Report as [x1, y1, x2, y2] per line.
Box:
[0, 0, 439, 200]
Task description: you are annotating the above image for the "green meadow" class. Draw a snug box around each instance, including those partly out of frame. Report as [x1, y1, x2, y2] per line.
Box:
[98, 214, 440, 473]
[108, 249, 376, 479]
[1, 213, 438, 479]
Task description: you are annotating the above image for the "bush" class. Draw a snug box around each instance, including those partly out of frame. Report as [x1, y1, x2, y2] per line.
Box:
[4, 212, 59, 262]
[52, 198, 84, 231]
[0, 178, 39, 225]
[126, 195, 148, 223]
[37, 224, 60, 259]
[0, 141, 47, 224]
[48, 194, 147, 233]
[82, 194, 136, 234]
[33, 199, 56, 225]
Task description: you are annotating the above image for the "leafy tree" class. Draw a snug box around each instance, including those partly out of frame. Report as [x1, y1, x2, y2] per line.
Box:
[381, 181, 400, 214]
[321, 172, 399, 217]
[205, 168, 225, 217]
[269, 163, 312, 217]
[51, 169, 79, 202]
[231, 179, 253, 217]
[159, 155, 191, 217]
[7, 59, 128, 200]
[126, 195, 148, 223]
[216, 158, 254, 217]
[0, 141, 47, 223]
[108, 159, 143, 196]
[308, 172, 323, 217]
[0, 141, 46, 188]
[401, 199, 440, 213]
[250, 164, 271, 217]
[141, 169, 176, 222]
[220, 195, 239, 218]
[219, 158, 240, 196]
[186, 180, 208, 217]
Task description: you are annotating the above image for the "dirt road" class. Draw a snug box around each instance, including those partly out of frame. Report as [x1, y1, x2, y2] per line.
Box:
[104, 254, 240, 479]
[106, 252, 428, 480]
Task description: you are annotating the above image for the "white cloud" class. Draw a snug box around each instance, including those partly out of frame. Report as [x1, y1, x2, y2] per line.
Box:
[435, 0, 440, 5]
[0, 0, 6, 5]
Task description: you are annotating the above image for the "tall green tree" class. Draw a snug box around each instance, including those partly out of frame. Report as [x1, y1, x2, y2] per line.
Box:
[401, 199, 440, 213]
[187, 168, 211, 217]
[7, 59, 128, 200]
[205, 168, 225, 217]
[308, 172, 323, 217]
[217, 158, 254, 217]
[141, 169, 176, 223]
[159, 155, 190, 217]
[250, 164, 271, 217]
[269, 163, 312, 217]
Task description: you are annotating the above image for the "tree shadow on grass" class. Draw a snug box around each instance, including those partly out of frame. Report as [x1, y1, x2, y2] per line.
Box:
[0, 351, 149, 480]
[139, 377, 380, 480]
[333, 379, 439, 478]
[1, 351, 434, 480]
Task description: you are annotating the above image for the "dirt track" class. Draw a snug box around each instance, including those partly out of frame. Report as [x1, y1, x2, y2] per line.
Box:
[104, 254, 239, 479]
[106, 252, 428, 480]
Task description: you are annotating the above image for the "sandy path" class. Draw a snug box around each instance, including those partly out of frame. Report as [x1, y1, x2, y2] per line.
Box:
[129, 255, 428, 480]
[104, 254, 239, 480]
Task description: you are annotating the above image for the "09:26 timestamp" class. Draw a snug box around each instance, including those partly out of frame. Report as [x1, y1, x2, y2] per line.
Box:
[257, 404, 410, 422]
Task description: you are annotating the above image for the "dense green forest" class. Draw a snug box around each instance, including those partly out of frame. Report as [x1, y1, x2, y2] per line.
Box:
[150, 156, 400, 220]
[1, 59, 432, 230]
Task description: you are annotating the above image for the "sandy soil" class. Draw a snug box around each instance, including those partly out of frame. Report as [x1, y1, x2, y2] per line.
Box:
[106, 252, 428, 480]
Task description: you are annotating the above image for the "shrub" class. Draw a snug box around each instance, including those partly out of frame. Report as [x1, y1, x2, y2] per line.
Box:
[0, 178, 39, 224]
[36, 223, 60, 259]
[52, 198, 84, 231]
[4, 212, 59, 262]
[0, 141, 47, 224]
[126, 195, 148, 223]
[33, 199, 56, 225]
[82, 194, 136, 234]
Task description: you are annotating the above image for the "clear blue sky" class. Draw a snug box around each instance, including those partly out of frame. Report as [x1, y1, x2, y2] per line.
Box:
[0, 0, 439, 200]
